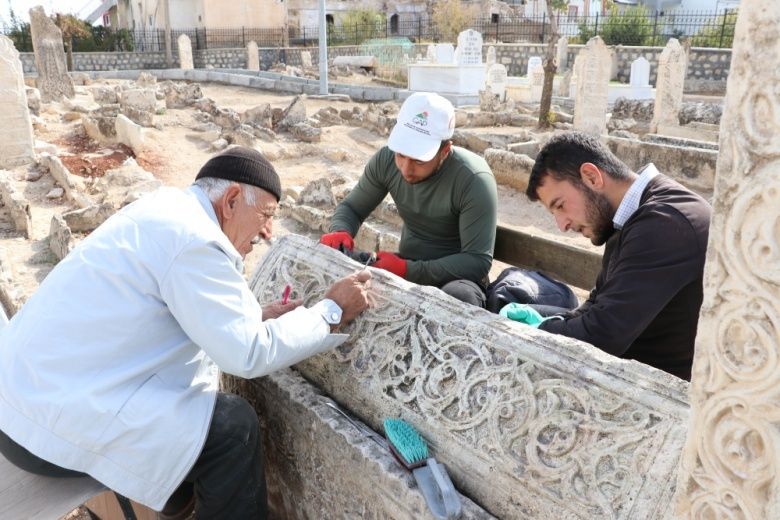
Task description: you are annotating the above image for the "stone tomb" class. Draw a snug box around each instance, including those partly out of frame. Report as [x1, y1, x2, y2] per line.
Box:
[244, 234, 690, 519]
[0, 35, 35, 169]
[407, 30, 487, 105]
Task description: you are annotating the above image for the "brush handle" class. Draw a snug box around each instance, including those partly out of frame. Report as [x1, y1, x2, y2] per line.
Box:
[428, 459, 461, 519]
[413, 459, 462, 520]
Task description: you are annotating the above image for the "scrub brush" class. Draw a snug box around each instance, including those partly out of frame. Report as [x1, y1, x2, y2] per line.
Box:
[383, 418, 462, 520]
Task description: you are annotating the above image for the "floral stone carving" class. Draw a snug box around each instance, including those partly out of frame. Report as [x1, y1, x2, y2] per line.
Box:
[250, 234, 689, 519]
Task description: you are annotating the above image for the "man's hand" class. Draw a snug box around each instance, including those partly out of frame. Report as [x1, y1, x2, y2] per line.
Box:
[499, 303, 545, 328]
[372, 251, 407, 278]
[262, 299, 303, 320]
[324, 270, 373, 326]
[320, 231, 354, 251]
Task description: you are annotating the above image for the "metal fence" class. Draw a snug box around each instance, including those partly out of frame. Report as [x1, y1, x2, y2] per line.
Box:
[3, 10, 736, 53]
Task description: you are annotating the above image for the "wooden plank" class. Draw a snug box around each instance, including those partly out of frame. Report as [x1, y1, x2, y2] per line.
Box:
[494, 224, 602, 290]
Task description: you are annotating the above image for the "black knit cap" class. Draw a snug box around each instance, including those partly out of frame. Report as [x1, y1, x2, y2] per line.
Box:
[195, 146, 282, 201]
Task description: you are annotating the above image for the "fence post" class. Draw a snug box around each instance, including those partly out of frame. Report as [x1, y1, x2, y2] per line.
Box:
[418, 18, 422, 42]
[652, 11, 659, 46]
[303, 26, 306, 47]
[595, 12, 599, 37]
[719, 9, 729, 48]
[242, 26, 245, 46]
[355, 22, 359, 45]
[541, 12, 546, 43]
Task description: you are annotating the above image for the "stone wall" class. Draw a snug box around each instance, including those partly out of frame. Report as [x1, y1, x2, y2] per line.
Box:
[19, 43, 731, 89]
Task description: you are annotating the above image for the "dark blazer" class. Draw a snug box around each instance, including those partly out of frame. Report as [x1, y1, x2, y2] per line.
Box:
[539, 174, 712, 380]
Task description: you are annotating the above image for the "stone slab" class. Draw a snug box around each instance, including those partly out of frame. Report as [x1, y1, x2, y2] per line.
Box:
[222, 370, 494, 519]
[0, 172, 32, 238]
[248, 234, 691, 520]
[29, 6, 75, 102]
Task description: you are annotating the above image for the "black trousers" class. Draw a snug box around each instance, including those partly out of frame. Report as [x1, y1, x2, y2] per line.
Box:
[440, 279, 487, 308]
[0, 392, 267, 519]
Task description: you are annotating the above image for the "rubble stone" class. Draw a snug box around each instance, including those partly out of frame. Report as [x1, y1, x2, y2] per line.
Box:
[49, 214, 73, 261]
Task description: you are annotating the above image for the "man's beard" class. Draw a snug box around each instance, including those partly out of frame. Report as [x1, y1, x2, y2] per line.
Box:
[584, 189, 615, 246]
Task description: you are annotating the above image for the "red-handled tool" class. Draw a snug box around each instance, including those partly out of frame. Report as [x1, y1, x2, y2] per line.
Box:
[281, 285, 292, 305]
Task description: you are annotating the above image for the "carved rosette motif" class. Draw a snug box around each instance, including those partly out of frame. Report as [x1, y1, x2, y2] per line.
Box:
[250, 236, 689, 519]
[676, 3, 780, 519]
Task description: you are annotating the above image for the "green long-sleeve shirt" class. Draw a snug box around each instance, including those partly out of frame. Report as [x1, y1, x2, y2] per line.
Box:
[330, 146, 497, 287]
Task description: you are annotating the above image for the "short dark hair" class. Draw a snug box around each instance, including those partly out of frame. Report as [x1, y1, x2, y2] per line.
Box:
[526, 132, 633, 201]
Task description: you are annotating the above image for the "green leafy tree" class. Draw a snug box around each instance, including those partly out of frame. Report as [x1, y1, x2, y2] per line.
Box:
[578, 5, 653, 46]
[53, 13, 91, 70]
[5, 9, 33, 52]
[335, 9, 387, 46]
[691, 9, 737, 48]
[431, 0, 479, 43]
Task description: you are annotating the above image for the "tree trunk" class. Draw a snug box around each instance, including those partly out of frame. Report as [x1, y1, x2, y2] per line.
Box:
[163, 0, 172, 67]
[538, 3, 560, 129]
[66, 36, 74, 71]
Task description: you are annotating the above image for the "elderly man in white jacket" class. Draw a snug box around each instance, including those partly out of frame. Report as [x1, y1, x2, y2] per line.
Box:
[0, 147, 372, 519]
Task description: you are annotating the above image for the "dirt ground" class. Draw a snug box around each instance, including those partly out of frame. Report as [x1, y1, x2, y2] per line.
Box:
[1, 80, 600, 309]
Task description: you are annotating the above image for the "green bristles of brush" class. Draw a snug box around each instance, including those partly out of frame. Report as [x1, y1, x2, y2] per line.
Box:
[383, 418, 429, 469]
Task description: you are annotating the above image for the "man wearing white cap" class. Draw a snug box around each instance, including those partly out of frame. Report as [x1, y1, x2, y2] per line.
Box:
[320, 92, 498, 307]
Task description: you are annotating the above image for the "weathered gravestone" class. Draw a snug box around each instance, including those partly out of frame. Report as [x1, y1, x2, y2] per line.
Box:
[29, 6, 75, 103]
[485, 63, 508, 102]
[178, 34, 193, 70]
[300, 50, 312, 69]
[456, 29, 483, 65]
[675, 3, 780, 518]
[527, 56, 542, 76]
[573, 37, 611, 135]
[486, 46, 496, 66]
[426, 44, 436, 63]
[247, 41, 259, 71]
[650, 39, 685, 133]
[0, 35, 35, 169]
[247, 234, 692, 520]
[556, 37, 569, 70]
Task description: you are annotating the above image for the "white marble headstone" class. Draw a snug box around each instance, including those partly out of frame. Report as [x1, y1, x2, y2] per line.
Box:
[300, 50, 313, 69]
[573, 37, 611, 135]
[426, 44, 436, 63]
[630, 56, 650, 87]
[435, 44, 455, 65]
[486, 46, 496, 66]
[527, 56, 543, 76]
[485, 63, 508, 101]
[651, 39, 686, 132]
[456, 29, 483, 66]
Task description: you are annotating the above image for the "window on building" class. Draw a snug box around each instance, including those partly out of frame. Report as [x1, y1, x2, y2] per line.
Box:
[390, 14, 399, 34]
[326, 14, 334, 25]
[103, 12, 111, 26]
[491, 13, 499, 23]
[567, 5, 578, 19]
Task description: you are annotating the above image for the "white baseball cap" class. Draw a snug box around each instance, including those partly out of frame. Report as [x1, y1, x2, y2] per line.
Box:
[387, 92, 455, 162]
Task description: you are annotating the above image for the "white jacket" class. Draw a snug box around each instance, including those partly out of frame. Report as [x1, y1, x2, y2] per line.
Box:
[0, 186, 346, 509]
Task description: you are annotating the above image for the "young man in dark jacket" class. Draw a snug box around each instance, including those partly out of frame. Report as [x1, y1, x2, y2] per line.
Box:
[522, 132, 711, 380]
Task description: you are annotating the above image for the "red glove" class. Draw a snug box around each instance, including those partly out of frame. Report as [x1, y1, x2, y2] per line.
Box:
[320, 231, 354, 251]
[373, 251, 408, 278]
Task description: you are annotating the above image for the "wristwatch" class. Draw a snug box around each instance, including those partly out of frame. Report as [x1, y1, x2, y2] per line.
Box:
[315, 298, 343, 326]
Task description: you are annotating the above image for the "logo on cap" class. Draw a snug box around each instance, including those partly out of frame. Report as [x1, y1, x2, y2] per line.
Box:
[413, 111, 429, 127]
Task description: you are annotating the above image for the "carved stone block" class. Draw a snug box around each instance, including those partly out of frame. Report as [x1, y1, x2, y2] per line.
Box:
[0, 36, 35, 169]
[249, 235, 690, 520]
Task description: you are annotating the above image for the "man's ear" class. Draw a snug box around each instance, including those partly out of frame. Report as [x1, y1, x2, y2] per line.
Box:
[220, 184, 243, 219]
[579, 163, 605, 191]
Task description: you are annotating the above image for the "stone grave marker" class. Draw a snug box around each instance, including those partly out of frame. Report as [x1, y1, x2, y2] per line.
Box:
[426, 44, 436, 63]
[630, 56, 650, 87]
[573, 37, 611, 135]
[29, 6, 75, 102]
[527, 56, 542, 76]
[0, 35, 35, 169]
[651, 38, 686, 132]
[455, 29, 483, 65]
[434, 43, 455, 65]
[247, 41, 259, 71]
[676, 3, 780, 515]
[556, 37, 569, 70]
[486, 46, 496, 66]
[178, 34, 193, 70]
[300, 50, 312, 69]
[485, 63, 508, 101]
